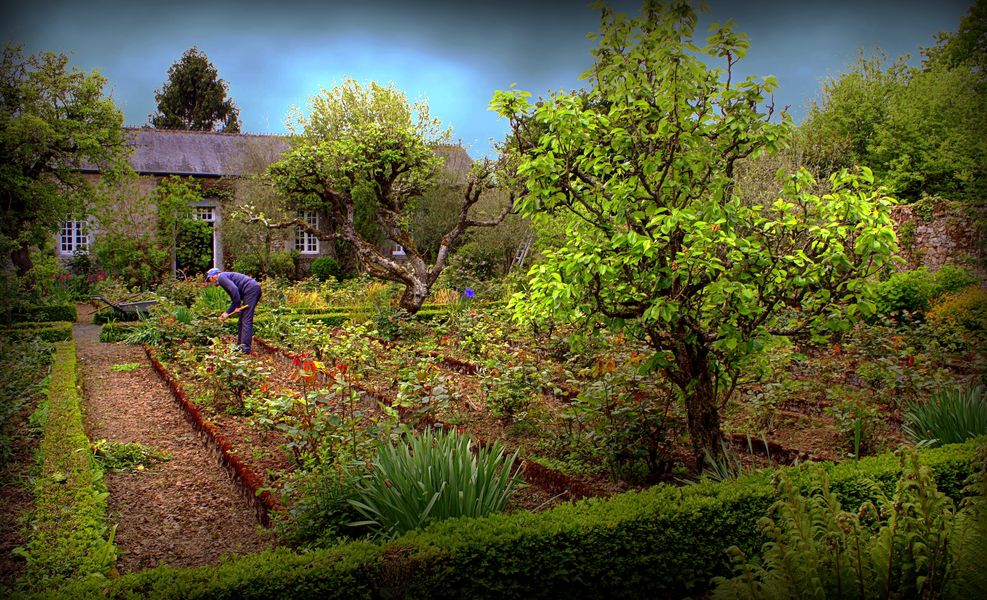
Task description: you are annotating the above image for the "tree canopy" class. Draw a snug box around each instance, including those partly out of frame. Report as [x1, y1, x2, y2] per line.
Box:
[495, 0, 898, 466]
[0, 44, 128, 276]
[250, 79, 513, 313]
[149, 47, 241, 132]
[801, 0, 987, 202]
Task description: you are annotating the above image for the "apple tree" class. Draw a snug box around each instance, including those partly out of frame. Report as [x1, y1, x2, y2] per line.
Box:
[493, 1, 898, 468]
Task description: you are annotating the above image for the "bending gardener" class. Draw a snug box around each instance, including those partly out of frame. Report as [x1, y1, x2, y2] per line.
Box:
[205, 268, 262, 354]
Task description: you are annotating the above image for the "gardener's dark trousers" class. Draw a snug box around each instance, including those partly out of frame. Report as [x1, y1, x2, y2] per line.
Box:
[237, 284, 262, 354]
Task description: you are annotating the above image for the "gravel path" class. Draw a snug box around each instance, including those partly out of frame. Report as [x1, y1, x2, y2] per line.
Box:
[75, 308, 274, 574]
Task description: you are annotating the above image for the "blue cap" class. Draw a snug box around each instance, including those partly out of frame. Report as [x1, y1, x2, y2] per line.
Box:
[205, 268, 221, 280]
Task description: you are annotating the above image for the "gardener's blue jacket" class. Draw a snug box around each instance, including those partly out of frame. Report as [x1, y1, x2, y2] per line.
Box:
[216, 271, 261, 314]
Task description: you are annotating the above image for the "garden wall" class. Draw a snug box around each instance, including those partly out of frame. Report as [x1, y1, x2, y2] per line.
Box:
[892, 200, 986, 279]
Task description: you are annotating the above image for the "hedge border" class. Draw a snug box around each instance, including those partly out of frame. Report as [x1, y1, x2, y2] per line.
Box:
[2, 321, 73, 343]
[10, 304, 77, 324]
[36, 437, 983, 599]
[16, 341, 116, 592]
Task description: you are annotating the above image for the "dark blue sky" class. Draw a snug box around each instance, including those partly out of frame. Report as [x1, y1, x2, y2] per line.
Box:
[2, 0, 973, 157]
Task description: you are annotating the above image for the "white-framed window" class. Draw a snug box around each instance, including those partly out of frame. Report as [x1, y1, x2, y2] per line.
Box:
[392, 244, 406, 257]
[194, 206, 215, 222]
[60, 217, 89, 255]
[295, 210, 319, 254]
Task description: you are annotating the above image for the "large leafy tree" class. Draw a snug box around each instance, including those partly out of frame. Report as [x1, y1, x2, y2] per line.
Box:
[248, 79, 514, 313]
[149, 47, 241, 132]
[495, 1, 898, 468]
[0, 45, 128, 276]
[801, 0, 987, 201]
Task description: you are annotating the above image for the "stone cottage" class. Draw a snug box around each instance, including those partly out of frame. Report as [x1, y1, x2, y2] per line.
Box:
[61, 128, 472, 276]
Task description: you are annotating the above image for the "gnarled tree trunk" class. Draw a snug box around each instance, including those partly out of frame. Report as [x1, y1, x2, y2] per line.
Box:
[669, 337, 724, 472]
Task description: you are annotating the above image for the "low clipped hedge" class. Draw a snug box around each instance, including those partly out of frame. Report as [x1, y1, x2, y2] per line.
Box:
[2, 321, 73, 342]
[253, 309, 447, 329]
[279, 301, 503, 316]
[35, 438, 983, 599]
[13, 304, 77, 324]
[16, 341, 116, 592]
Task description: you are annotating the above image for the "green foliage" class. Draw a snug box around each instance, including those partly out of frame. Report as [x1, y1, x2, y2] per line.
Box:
[904, 385, 987, 447]
[15, 341, 117, 591]
[276, 462, 368, 548]
[175, 218, 213, 276]
[0, 336, 53, 468]
[231, 250, 298, 279]
[927, 286, 987, 349]
[98, 322, 139, 343]
[263, 78, 507, 314]
[712, 450, 983, 599]
[561, 365, 678, 483]
[154, 277, 202, 308]
[13, 304, 77, 323]
[33, 440, 984, 599]
[109, 362, 141, 372]
[349, 427, 522, 539]
[496, 1, 897, 465]
[825, 388, 883, 457]
[801, 2, 987, 202]
[149, 46, 240, 132]
[198, 339, 269, 406]
[394, 355, 458, 427]
[196, 281, 234, 313]
[309, 256, 341, 281]
[2, 321, 73, 343]
[875, 266, 978, 317]
[91, 439, 171, 472]
[0, 44, 128, 276]
[92, 231, 169, 289]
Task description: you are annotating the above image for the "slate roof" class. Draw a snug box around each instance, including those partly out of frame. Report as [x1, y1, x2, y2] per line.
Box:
[86, 128, 475, 181]
[122, 128, 290, 177]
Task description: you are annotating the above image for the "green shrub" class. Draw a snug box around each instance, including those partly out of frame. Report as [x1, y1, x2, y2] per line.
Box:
[98, 322, 141, 343]
[195, 283, 233, 313]
[277, 463, 367, 549]
[350, 427, 522, 539]
[904, 385, 987, 447]
[875, 268, 937, 316]
[875, 265, 978, 318]
[16, 341, 116, 591]
[310, 257, 342, 282]
[712, 450, 985, 599]
[928, 286, 987, 349]
[0, 337, 53, 468]
[14, 304, 77, 323]
[232, 251, 298, 280]
[931, 263, 977, 297]
[2, 322, 73, 343]
[37, 440, 983, 599]
[269, 251, 299, 279]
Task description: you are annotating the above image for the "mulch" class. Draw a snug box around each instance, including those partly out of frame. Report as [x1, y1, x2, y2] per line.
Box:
[73, 303, 275, 575]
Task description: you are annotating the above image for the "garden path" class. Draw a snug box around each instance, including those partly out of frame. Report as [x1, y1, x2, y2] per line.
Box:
[74, 304, 274, 575]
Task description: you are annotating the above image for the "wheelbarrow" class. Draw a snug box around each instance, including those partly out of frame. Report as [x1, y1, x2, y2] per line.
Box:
[91, 295, 158, 317]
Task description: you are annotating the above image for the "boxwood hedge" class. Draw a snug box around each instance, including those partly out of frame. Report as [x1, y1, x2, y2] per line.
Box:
[30, 438, 983, 599]
[12, 304, 77, 324]
[2, 322, 73, 342]
[15, 341, 116, 592]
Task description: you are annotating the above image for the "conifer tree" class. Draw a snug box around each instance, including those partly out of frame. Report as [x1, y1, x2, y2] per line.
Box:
[149, 47, 240, 132]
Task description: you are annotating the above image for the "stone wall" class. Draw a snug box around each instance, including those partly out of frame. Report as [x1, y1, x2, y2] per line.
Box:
[891, 200, 986, 280]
